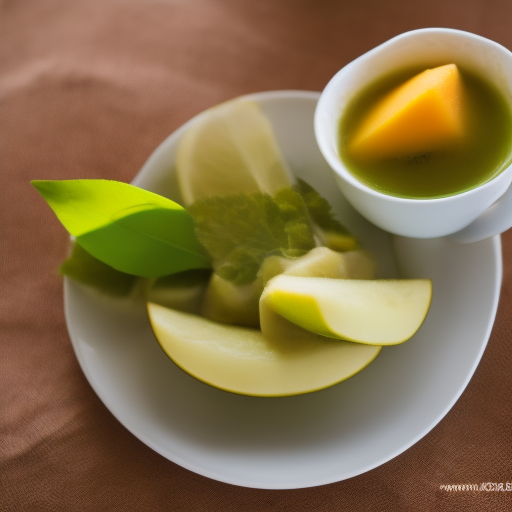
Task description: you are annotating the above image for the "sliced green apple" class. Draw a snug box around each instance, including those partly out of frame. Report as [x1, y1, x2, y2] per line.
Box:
[147, 303, 381, 397]
[264, 276, 432, 345]
[201, 247, 375, 328]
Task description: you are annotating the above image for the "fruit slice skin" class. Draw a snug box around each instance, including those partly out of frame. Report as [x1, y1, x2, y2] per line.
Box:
[147, 303, 381, 397]
[347, 64, 465, 161]
[176, 99, 293, 206]
[264, 276, 432, 345]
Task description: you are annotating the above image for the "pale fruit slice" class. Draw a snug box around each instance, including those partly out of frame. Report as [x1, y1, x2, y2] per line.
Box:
[264, 276, 432, 345]
[282, 246, 374, 280]
[347, 64, 465, 161]
[201, 273, 262, 327]
[147, 303, 381, 397]
[259, 250, 374, 341]
[201, 247, 375, 327]
[176, 99, 293, 206]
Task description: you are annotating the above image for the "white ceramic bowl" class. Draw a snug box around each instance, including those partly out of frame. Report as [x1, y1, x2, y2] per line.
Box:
[64, 91, 501, 489]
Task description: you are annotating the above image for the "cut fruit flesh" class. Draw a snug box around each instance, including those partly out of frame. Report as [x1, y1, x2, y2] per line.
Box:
[258, 248, 376, 344]
[201, 247, 375, 327]
[347, 64, 465, 161]
[281, 246, 374, 280]
[264, 276, 432, 345]
[147, 248, 380, 396]
[201, 273, 262, 327]
[147, 303, 381, 397]
[176, 99, 293, 206]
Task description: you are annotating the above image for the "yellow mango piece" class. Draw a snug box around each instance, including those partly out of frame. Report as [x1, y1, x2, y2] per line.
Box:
[347, 64, 465, 161]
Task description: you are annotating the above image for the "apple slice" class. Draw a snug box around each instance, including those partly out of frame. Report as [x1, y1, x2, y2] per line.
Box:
[200, 247, 375, 328]
[263, 276, 432, 345]
[147, 303, 381, 397]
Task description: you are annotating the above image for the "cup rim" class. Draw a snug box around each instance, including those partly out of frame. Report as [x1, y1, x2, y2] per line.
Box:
[314, 27, 512, 204]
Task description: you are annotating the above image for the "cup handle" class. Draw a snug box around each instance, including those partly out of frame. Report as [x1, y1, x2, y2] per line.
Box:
[449, 183, 512, 243]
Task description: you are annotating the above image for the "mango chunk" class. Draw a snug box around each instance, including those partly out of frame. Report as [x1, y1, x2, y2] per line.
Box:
[347, 64, 465, 161]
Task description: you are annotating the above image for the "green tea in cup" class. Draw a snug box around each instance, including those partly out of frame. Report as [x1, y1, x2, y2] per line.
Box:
[315, 28, 512, 240]
[338, 63, 512, 199]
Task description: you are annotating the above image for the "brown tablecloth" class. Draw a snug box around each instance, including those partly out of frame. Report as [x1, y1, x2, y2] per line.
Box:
[2, 1, 511, 510]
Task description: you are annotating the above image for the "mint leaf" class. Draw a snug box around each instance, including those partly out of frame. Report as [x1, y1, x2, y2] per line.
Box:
[189, 189, 316, 285]
[32, 180, 211, 278]
[295, 179, 350, 234]
[273, 187, 317, 257]
[296, 179, 358, 251]
[60, 243, 138, 296]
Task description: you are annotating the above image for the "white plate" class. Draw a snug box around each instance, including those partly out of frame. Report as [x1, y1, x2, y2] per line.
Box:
[64, 91, 502, 489]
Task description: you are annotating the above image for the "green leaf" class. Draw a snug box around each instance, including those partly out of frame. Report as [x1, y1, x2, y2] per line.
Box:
[273, 187, 317, 257]
[60, 243, 138, 296]
[32, 180, 211, 278]
[295, 179, 358, 251]
[189, 188, 316, 285]
[295, 179, 349, 234]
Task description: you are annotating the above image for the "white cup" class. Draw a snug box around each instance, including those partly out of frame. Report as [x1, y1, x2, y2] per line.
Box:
[315, 28, 512, 241]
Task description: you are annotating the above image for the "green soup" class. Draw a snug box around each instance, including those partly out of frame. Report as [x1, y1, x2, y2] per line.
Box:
[338, 66, 512, 199]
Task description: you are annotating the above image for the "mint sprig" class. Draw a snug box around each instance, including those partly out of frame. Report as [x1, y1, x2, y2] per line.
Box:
[296, 179, 358, 251]
[295, 178, 351, 236]
[189, 188, 316, 285]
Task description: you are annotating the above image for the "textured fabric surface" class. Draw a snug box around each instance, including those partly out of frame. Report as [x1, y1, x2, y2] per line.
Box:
[1, 1, 511, 510]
